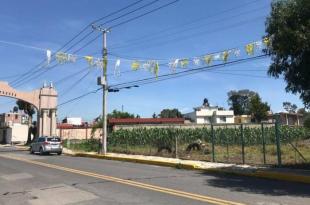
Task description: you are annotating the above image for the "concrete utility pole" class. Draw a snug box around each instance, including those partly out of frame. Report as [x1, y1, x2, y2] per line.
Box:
[92, 24, 109, 155]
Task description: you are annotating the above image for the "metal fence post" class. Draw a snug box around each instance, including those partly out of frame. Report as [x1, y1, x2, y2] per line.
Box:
[175, 135, 178, 159]
[275, 115, 282, 166]
[240, 124, 245, 164]
[261, 123, 266, 164]
[211, 124, 215, 162]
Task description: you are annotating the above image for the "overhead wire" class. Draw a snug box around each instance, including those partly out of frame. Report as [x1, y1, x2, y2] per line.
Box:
[57, 55, 269, 107]
[108, 55, 268, 89]
[15, 0, 181, 89]
[59, 69, 93, 97]
[72, 0, 180, 54]
[109, 2, 267, 50]
[110, 15, 266, 52]
[9, 0, 148, 87]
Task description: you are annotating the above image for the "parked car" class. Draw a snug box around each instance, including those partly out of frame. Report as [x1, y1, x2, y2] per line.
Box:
[30, 136, 62, 155]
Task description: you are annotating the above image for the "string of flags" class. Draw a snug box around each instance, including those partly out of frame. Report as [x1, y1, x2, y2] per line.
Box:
[45, 37, 270, 78]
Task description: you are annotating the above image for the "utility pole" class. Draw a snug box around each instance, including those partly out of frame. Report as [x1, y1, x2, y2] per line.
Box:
[92, 24, 109, 155]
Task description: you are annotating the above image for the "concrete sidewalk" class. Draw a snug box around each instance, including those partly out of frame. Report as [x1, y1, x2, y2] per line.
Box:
[61, 148, 310, 184]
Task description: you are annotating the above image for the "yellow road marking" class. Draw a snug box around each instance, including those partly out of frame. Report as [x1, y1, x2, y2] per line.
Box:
[0, 155, 245, 205]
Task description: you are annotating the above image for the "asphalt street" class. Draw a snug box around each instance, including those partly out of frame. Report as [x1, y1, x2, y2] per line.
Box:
[0, 146, 309, 205]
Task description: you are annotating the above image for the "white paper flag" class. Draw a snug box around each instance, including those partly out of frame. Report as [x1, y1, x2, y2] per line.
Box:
[46, 49, 52, 65]
[114, 59, 121, 76]
[193, 57, 200, 66]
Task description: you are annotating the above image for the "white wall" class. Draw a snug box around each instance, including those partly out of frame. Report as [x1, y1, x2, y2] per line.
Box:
[11, 124, 28, 143]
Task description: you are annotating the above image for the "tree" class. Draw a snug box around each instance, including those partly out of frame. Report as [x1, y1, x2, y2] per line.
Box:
[297, 108, 307, 115]
[265, 0, 310, 108]
[91, 110, 138, 135]
[304, 115, 310, 129]
[152, 113, 157, 118]
[16, 100, 36, 144]
[283, 101, 297, 113]
[13, 106, 18, 113]
[159, 108, 182, 118]
[203, 98, 209, 106]
[107, 109, 136, 119]
[248, 94, 270, 122]
[227, 89, 256, 115]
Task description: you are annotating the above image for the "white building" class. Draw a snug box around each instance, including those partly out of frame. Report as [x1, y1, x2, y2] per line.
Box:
[184, 105, 234, 124]
[62, 117, 82, 126]
[0, 112, 29, 144]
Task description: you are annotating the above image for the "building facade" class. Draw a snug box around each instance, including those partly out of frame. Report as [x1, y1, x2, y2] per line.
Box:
[267, 112, 303, 126]
[0, 112, 29, 144]
[184, 106, 234, 124]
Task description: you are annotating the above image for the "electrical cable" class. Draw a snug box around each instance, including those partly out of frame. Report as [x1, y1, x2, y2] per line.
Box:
[108, 55, 268, 89]
[109, 0, 179, 29]
[57, 55, 269, 107]
[110, 3, 267, 50]
[59, 69, 93, 97]
[9, 0, 147, 87]
[110, 15, 266, 52]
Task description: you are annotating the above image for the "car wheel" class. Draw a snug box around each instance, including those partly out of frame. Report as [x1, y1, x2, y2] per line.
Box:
[30, 147, 34, 154]
[57, 152, 62, 155]
[39, 147, 44, 155]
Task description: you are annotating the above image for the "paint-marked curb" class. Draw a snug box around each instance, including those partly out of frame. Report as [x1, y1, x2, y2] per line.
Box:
[66, 152, 310, 184]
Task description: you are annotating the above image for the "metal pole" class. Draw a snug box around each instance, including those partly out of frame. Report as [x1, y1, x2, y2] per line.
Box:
[240, 124, 245, 164]
[261, 123, 266, 164]
[175, 135, 178, 159]
[211, 124, 215, 162]
[92, 25, 109, 155]
[102, 30, 108, 155]
[275, 115, 282, 166]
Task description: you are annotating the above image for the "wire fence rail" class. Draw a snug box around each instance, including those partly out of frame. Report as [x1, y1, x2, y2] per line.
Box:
[64, 121, 310, 167]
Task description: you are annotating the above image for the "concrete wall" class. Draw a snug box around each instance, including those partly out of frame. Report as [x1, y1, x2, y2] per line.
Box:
[11, 124, 28, 142]
[0, 124, 28, 143]
[56, 128, 101, 140]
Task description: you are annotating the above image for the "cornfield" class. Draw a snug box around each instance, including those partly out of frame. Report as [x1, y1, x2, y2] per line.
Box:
[108, 125, 310, 147]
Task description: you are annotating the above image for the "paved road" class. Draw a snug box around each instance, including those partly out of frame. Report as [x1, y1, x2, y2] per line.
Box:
[0, 146, 309, 205]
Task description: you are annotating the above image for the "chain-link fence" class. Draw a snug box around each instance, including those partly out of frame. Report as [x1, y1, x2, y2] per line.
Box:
[62, 121, 310, 166]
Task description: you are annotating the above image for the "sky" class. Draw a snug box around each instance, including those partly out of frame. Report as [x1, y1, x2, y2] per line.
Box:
[0, 0, 305, 122]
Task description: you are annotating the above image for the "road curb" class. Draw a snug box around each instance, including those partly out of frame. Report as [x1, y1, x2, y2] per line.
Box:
[66, 152, 310, 184]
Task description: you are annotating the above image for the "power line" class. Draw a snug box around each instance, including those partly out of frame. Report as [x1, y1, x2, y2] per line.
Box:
[67, 0, 161, 54]
[58, 88, 101, 107]
[59, 69, 93, 97]
[108, 0, 180, 29]
[57, 0, 146, 52]
[58, 55, 269, 107]
[72, 0, 180, 54]
[110, 15, 266, 52]
[109, 1, 266, 50]
[9, 0, 147, 87]
[109, 55, 268, 89]
[28, 0, 181, 89]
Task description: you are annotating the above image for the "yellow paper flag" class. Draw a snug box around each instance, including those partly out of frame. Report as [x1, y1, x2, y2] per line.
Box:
[84, 56, 94, 66]
[180, 59, 189, 68]
[245, 43, 254, 55]
[204, 55, 213, 65]
[131, 61, 140, 70]
[263, 37, 270, 46]
[222, 51, 229, 62]
[154, 62, 159, 79]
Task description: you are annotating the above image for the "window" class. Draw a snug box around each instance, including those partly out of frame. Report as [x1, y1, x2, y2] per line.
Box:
[219, 117, 226, 123]
[15, 115, 18, 120]
[47, 137, 60, 142]
[38, 138, 45, 142]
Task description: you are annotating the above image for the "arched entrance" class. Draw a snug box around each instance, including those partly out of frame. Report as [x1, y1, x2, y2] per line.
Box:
[0, 81, 57, 137]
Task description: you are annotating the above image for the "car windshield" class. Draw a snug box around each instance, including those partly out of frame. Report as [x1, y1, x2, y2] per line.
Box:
[47, 137, 61, 142]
